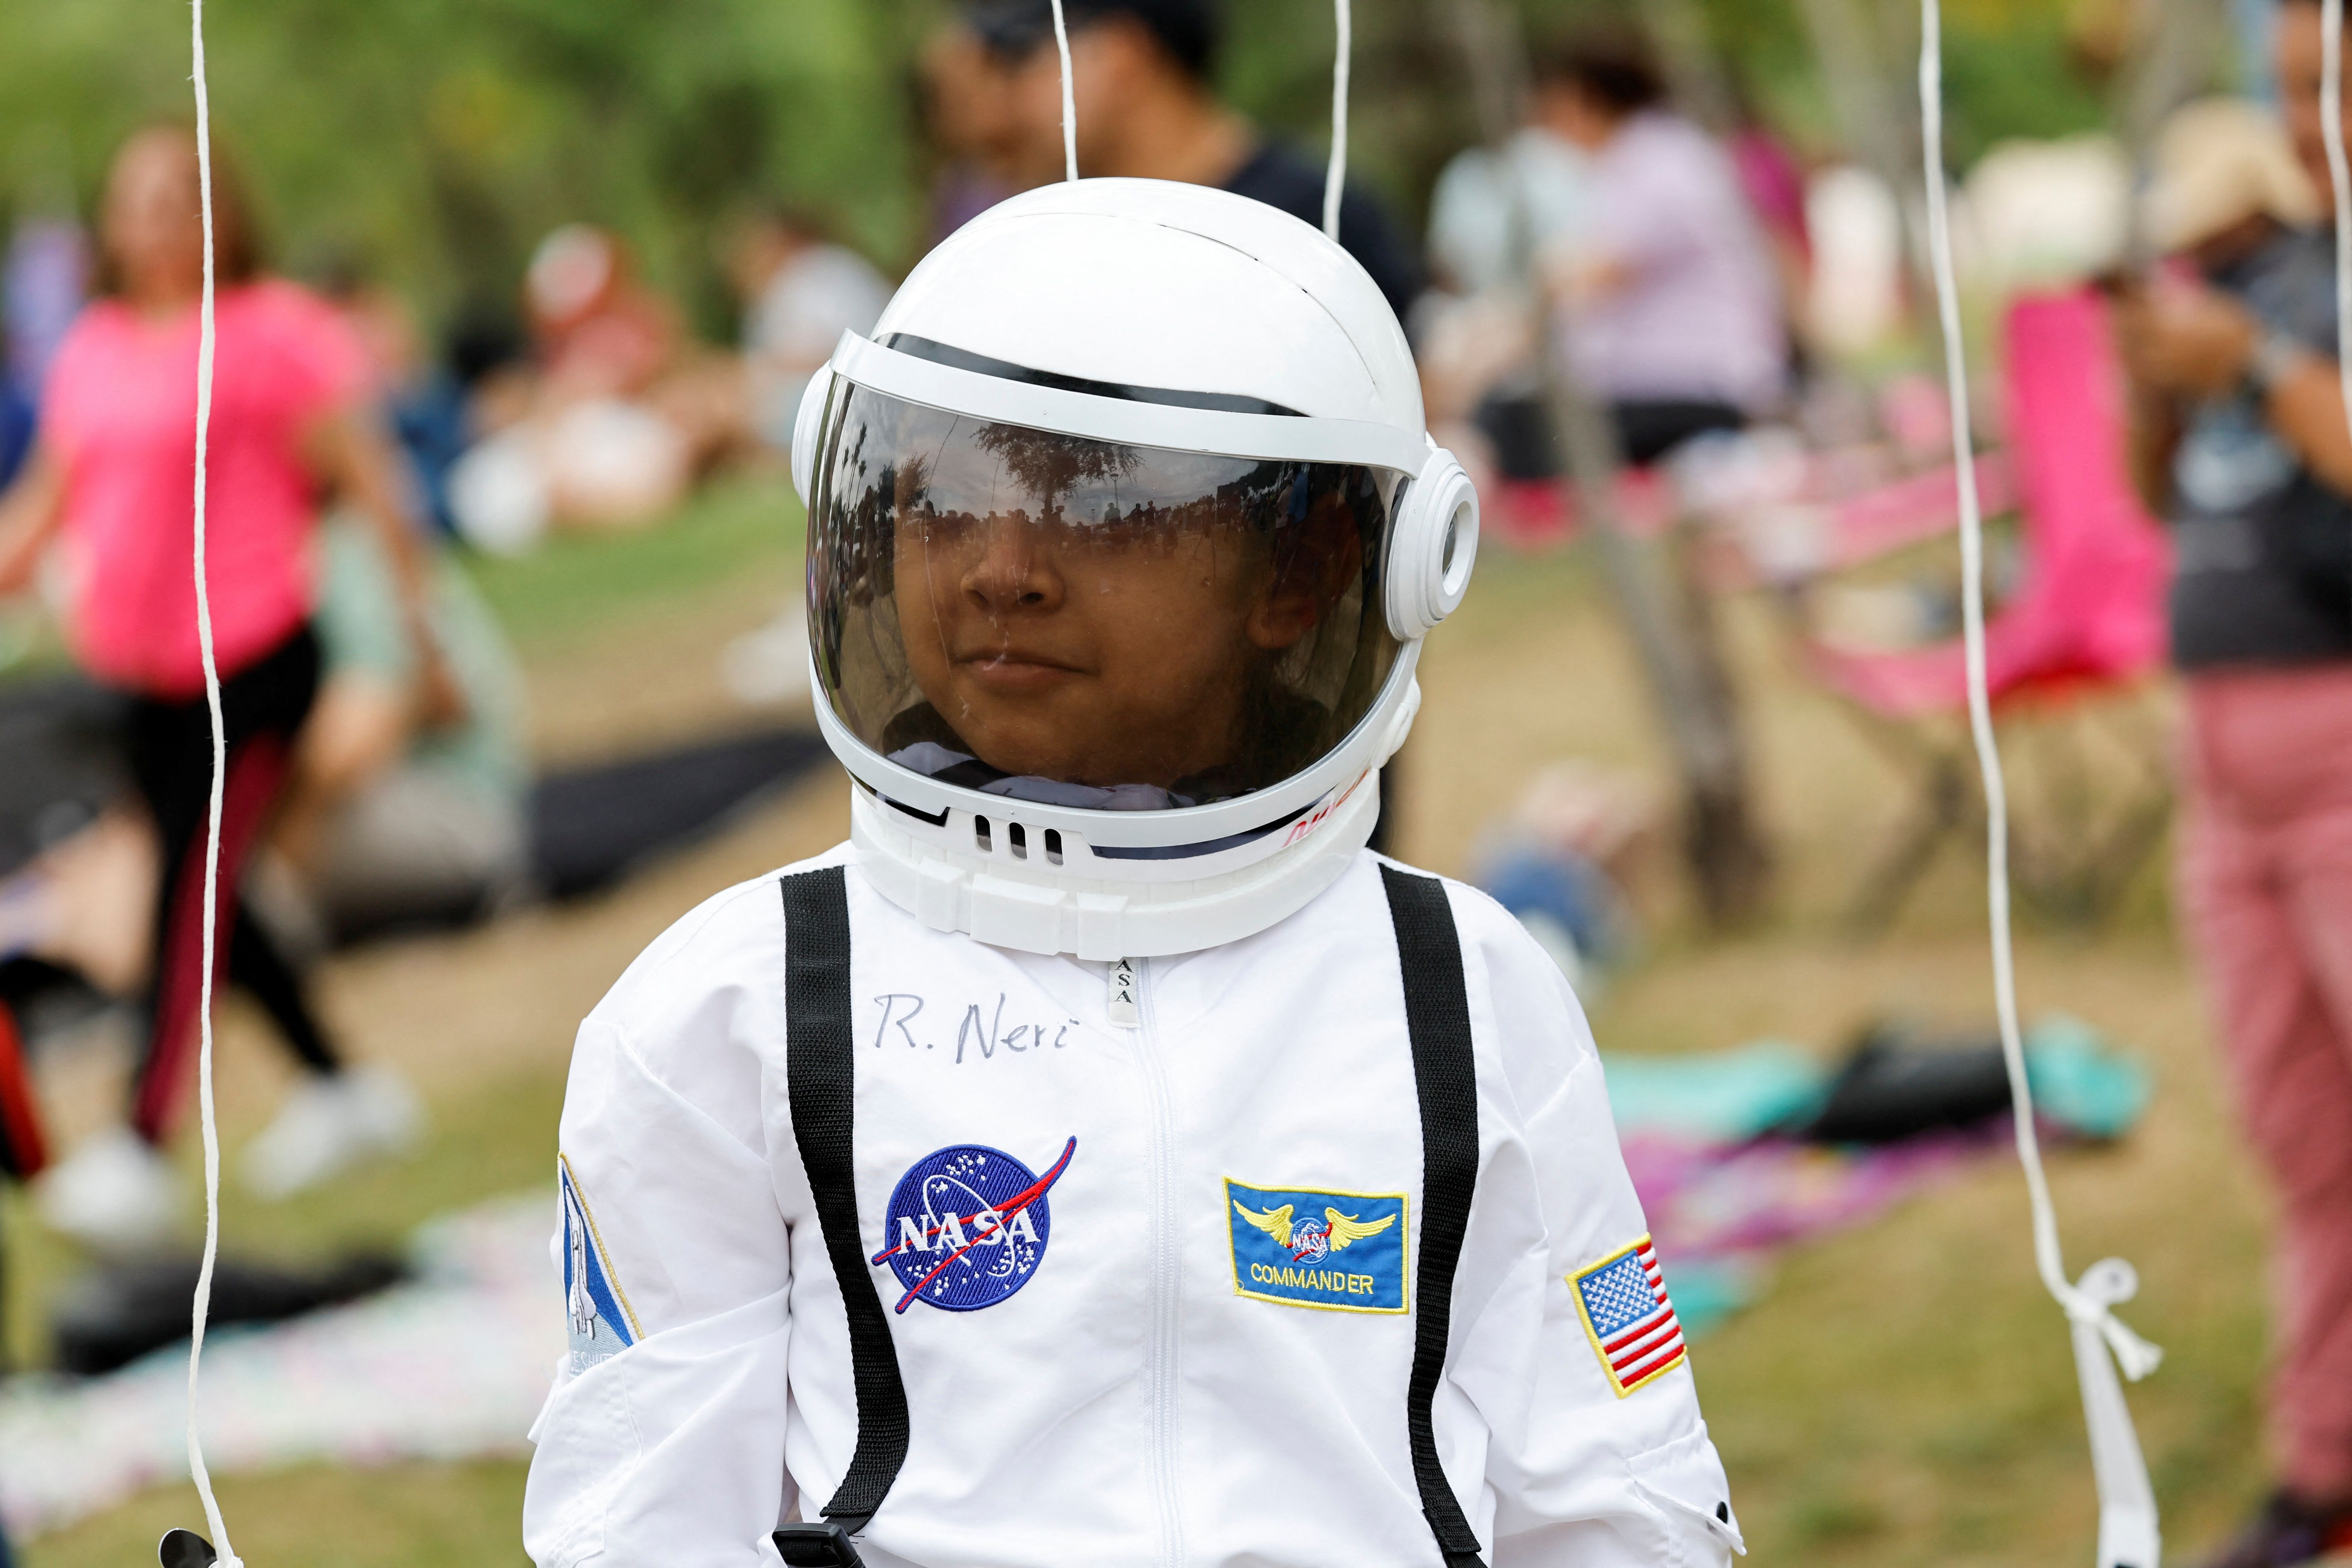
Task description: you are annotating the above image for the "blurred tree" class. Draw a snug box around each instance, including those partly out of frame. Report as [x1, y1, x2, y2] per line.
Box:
[0, 0, 2137, 350]
[0, 0, 928, 336]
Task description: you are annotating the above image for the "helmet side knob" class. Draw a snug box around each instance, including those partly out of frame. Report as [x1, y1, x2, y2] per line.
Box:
[1385, 451, 1479, 639]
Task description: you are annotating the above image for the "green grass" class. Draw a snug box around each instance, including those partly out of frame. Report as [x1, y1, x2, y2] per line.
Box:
[30, 1459, 531, 1568]
[460, 477, 804, 653]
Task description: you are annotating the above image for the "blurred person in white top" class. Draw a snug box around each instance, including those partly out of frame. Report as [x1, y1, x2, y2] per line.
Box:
[720, 208, 892, 706]
[727, 206, 892, 456]
[1416, 67, 1592, 487]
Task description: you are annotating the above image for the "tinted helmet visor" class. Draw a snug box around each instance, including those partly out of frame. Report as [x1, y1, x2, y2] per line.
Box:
[809, 381, 1406, 813]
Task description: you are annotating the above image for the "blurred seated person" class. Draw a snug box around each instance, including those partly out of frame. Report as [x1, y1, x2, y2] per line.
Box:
[2114, 70, 2352, 1568]
[725, 206, 890, 456]
[527, 222, 679, 403]
[1539, 22, 1788, 466]
[715, 208, 889, 708]
[448, 224, 730, 551]
[320, 266, 521, 538]
[963, 0, 1422, 322]
[267, 514, 530, 944]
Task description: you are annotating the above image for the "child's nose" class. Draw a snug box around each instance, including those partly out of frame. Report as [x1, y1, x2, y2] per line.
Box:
[962, 517, 1066, 615]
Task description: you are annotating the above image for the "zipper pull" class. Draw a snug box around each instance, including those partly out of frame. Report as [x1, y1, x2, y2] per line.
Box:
[1108, 957, 1141, 1030]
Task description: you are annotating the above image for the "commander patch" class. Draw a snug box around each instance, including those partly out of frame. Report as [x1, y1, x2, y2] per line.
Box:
[1571, 1234, 1687, 1396]
[560, 1155, 640, 1373]
[1226, 1178, 1407, 1313]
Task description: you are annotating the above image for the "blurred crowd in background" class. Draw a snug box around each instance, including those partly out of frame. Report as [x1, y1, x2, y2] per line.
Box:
[0, 0, 2297, 1240]
[0, 0, 2314, 1231]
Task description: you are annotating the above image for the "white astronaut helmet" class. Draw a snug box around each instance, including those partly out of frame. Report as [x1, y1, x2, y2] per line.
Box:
[792, 177, 1478, 960]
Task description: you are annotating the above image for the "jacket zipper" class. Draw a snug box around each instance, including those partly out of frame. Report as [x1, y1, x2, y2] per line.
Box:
[1128, 958, 1185, 1568]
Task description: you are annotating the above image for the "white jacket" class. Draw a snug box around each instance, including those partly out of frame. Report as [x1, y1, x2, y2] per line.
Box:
[523, 844, 1743, 1568]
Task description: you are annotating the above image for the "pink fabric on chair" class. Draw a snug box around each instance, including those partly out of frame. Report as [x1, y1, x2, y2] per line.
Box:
[1826, 452, 2016, 570]
[1813, 289, 2172, 718]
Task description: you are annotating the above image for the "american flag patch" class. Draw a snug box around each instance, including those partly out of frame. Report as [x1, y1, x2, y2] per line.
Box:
[1570, 1235, 1687, 1397]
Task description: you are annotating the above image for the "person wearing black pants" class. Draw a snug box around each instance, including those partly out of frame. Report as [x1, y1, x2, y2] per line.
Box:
[36, 621, 424, 1248]
[124, 627, 340, 1143]
[30, 627, 371, 1249]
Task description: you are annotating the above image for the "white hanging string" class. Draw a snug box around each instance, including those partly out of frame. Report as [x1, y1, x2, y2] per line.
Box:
[1050, 0, 1078, 182]
[1323, 0, 1352, 240]
[1918, 3, 2162, 1564]
[2325, 0, 2352, 435]
[184, 0, 241, 1562]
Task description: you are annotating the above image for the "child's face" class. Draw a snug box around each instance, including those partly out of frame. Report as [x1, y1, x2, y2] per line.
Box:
[891, 429, 1339, 791]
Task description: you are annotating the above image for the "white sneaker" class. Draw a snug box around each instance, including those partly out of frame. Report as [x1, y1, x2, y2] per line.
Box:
[241, 1064, 425, 1199]
[37, 1125, 182, 1254]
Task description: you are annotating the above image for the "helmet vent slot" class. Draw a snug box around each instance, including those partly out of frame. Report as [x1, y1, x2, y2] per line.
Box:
[1008, 822, 1029, 860]
[975, 815, 993, 853]
[1043, 829, 1064, 865]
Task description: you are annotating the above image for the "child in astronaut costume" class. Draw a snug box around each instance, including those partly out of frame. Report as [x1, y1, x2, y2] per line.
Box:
[523, 179, 1744, 1568]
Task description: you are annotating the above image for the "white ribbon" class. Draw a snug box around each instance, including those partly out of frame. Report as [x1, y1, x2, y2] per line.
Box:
[1050, 0, 1077, 183]
[1918, 3, 2161, 1562]
[185, 0, 244, 1562]
[1323, 0, 1352, 241]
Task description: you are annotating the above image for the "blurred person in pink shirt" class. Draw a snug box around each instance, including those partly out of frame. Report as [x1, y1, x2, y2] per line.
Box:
[1540, 22, 1788, 466]
[0, 126, 433, 1250]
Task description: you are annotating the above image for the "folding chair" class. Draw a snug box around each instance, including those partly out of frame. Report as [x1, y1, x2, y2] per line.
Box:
[1802, 288, 2174, 927]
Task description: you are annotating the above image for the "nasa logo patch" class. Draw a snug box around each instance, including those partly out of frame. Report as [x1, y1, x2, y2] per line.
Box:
[869, 1137, 1076, 1314]
[1225, 1178, 1408, 1314]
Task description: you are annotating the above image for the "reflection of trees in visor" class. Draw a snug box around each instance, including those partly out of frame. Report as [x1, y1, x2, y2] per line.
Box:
[810, 382, 1404, 810]
[967, 425, 1141, 519]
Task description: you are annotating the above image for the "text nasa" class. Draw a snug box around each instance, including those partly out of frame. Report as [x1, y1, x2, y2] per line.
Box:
[1248, 1262, 1382, 1297]
[896, 1206, 1044, 1253]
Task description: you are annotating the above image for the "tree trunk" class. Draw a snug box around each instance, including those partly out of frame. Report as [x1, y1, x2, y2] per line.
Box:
[1440, 0, 1774, 926]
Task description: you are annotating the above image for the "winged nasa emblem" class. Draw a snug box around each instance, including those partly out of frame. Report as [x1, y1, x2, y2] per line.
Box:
[1232, 1200, 1397, 1264]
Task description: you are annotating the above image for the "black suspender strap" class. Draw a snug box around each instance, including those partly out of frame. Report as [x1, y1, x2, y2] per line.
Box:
[779, 867, 907, 1556]
[1381, 864, 1491, 1568]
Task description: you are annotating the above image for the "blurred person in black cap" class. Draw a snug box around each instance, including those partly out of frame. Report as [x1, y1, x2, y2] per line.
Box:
[962, 0, 1423, 323]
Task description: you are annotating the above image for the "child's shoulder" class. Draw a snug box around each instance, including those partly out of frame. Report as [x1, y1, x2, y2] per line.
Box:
[587, 841, 857, 1042]
[1362, 850, 1557, 966]
[1360, 850, 1599, 1079]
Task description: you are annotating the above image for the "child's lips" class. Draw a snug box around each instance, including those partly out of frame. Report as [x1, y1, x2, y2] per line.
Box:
[957, 650, 1084, 693]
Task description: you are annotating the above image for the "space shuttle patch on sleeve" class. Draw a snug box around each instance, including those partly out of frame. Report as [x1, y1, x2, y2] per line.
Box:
[1571, 1234, 1687, 1396]
[560, 1154, 641, 1373]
